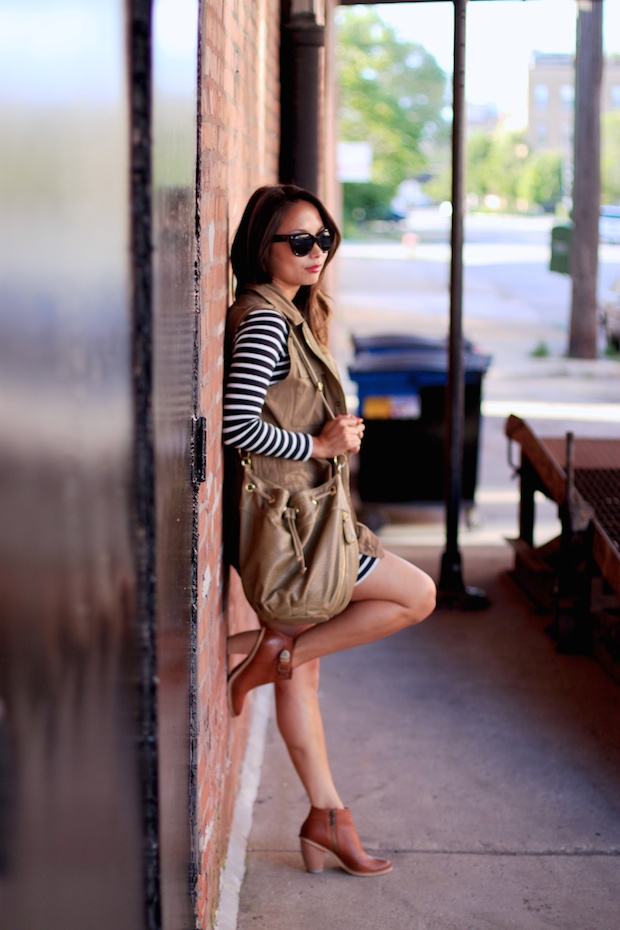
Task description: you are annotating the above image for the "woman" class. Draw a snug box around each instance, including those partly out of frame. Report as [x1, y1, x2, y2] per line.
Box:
[223, 185, 436, 877]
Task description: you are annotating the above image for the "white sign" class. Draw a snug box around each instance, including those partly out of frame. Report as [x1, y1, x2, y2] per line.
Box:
[336, 141, 373, 183]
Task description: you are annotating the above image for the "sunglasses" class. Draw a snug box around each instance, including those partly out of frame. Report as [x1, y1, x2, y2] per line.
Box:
[271, 228, 334, 257]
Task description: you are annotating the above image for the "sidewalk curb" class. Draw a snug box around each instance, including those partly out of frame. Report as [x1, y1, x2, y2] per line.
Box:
[214, 688, 273, 930]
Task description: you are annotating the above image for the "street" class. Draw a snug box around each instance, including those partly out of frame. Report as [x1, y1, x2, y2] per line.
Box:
[336, 210, 620, 367]
[333, 210, 620, 548]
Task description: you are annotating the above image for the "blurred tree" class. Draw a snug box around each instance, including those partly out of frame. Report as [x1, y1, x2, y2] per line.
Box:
[336, 6, 449, 209]
[517, 150, 563, 212]
[601, 110, 620, 203]
[425, 130, 562, 213]
[422, 165, 452, 204]
[466, 131, 495, 202]
[342, 181, 401, 232]
[486, 132, 528, 204]
[455, 130, 529, 209]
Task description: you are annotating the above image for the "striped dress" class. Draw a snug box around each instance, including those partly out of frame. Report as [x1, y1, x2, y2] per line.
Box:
[223, 308, 377, 585]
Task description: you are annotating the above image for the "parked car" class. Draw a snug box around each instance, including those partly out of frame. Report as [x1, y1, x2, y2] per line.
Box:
[599, 205, 620, 244]
[601, 276, 620, 351]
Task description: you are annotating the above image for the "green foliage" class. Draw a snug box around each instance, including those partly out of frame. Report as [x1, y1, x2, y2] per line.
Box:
[530, 341, 550, 358]
[461, 131, 564, 212]
[467, 132, 495, 200]
[422, 166, 452, 204]
[466, 130, 530, 208]
[342, 181, 399, 223]
[336, 7, 449, 194]
[489, 133, 528, 203]
[517, 150, 563, 211]
[602, 111, 620, 204]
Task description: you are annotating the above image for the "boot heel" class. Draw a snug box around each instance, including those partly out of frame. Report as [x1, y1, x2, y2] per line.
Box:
[299, 807, 393, 877]
[300, 839, 325, 873]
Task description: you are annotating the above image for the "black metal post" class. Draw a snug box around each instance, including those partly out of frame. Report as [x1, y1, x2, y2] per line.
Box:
[439, 0, 488, 609]
[129, 4, 163, 925]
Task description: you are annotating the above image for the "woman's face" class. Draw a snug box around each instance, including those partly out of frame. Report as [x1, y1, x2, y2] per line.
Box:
[268, 200, 330, 300]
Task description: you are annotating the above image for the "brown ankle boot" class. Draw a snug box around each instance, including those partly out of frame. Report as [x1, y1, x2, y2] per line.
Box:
[227, 628, 294, 717]
[299, 807, 393, 876]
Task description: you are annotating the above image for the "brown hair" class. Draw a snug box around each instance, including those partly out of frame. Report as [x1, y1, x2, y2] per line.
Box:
[230, 185, 341, 345]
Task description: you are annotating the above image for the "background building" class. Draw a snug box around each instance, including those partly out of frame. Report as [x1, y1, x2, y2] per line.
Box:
[527, 51, 620, 164]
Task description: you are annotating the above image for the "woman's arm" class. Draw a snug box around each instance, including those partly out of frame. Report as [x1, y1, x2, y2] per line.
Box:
[222, 309, 312, 459]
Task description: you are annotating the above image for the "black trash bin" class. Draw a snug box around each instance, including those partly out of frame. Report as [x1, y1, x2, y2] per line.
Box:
[348, 335, 491, 505]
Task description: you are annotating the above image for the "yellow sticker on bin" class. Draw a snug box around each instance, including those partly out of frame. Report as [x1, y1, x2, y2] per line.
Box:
[362, 396, 421, 419]
[363, 397, 393, 418]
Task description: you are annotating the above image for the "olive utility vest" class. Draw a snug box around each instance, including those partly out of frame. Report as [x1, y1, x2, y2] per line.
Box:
[224, 282, 383, 566]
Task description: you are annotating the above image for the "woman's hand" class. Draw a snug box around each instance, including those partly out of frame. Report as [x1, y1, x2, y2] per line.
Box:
[312, 415, 365, 459]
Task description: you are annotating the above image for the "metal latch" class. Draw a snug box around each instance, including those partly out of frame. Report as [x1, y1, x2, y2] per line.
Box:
[191, 416, 207, 484]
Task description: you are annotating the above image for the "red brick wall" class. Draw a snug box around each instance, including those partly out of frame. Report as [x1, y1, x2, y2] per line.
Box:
[195, 1, 282, 925]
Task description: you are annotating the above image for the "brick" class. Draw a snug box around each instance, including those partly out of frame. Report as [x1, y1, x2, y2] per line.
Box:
[194, 0, 282, 924]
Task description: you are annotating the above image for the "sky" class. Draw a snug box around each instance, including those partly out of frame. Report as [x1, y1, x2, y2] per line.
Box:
[378, 0, 620, 128]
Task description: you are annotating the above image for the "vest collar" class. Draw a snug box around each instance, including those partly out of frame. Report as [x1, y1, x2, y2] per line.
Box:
[240, 283, 304, 325]
[240, 283, 341, 383]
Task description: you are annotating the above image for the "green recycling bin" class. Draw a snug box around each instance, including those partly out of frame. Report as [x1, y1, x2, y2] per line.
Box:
[550, 224, 571, 274]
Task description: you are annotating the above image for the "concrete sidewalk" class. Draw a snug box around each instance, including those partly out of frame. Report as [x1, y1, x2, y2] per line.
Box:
[223, 402, 620, 929]
[231, 545, 620, 930]
[220, 275, 620, 928]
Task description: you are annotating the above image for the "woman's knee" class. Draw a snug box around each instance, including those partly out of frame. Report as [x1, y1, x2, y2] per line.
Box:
[394, 564, 436, 628]
[351, 551, 436, 628]
[381, 570, 436, 632]
[409, 571, 436, 624]
[275, 655, 320, 699]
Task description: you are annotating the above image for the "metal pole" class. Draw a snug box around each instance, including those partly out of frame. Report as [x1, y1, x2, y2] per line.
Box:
[439, 0, 488, 608]
[439, 0, 466, 597]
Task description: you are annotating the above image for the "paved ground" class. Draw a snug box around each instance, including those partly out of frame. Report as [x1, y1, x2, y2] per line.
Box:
[218, 244, 620, 930]
[234, 546, 620, 930]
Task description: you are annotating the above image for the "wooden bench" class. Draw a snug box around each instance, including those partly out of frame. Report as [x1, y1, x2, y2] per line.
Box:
[505, 414, 620, 659]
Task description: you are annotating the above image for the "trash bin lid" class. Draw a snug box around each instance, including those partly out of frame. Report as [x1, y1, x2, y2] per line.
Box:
[348, 348, 492, 374]
[351, 333, 475, 355]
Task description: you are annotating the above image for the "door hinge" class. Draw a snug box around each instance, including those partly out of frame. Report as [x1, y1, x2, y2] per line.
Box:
[192, 415, 207, 484]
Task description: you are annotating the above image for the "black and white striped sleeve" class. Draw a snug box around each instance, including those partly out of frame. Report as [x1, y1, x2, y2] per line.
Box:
[222, 309, 313, 460]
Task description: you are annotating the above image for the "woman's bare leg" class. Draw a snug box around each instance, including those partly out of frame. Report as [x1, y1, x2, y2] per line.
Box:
[291, 550, 436, 669]
[270, 552, 433, 806]
[228, 552, 434, 822]
[228, 551, 434, 673]
[274, 658, 344, 809]
[227, 551, 434, 733]
[227, 629, 260, 656]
